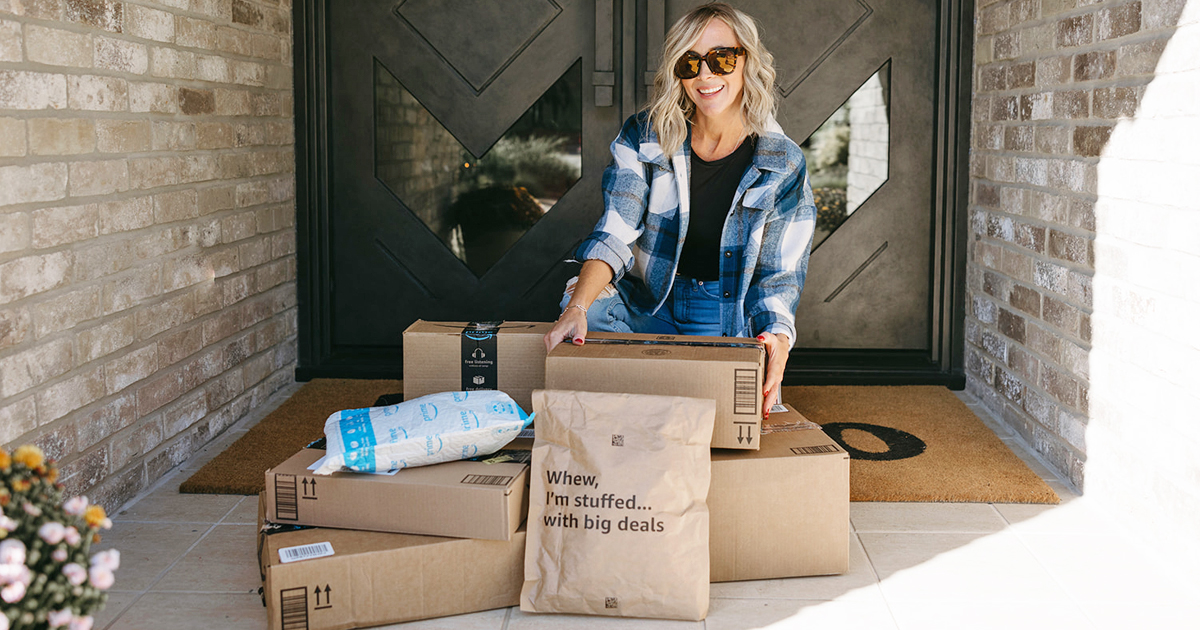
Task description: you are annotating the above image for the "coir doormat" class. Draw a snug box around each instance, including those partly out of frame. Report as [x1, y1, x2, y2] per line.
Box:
[780, 385, 1058, 503]
[182, 380, 1058, 503]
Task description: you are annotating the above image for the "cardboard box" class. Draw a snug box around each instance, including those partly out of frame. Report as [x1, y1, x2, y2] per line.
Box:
[545, 332, 765, 449]
[403, 320, 554, 411]
[263, 446, 529, 540]
[709, 404, 850, 582]
[258, 495, 525, 630]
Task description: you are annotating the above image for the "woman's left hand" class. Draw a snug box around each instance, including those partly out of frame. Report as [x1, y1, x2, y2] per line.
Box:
[757, 332, 790, 419]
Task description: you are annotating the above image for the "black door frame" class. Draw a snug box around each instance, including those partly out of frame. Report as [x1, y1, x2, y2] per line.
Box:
[292, 0, 974, 387]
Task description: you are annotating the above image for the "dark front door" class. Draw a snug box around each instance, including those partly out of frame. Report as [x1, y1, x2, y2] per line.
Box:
[295, 0, 971, 384]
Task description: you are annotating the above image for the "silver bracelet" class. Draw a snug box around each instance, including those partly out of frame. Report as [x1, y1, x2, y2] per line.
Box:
[563, 304, 587, 316]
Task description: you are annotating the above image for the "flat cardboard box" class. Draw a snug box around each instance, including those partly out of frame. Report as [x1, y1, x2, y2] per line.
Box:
[545, 332, 765, 449]
[403, 320, 554, 411]
[263, 447, 529, 540]
[709, 404, 850, 581]
[258, 495, 525, 630]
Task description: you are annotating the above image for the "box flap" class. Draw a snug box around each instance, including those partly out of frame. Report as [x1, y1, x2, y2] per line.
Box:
[404, 320, 554, 336]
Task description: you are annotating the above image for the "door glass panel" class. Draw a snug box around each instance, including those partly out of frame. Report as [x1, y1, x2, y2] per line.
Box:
[374, 59, 583, 276]
[800, 60, 890, 250]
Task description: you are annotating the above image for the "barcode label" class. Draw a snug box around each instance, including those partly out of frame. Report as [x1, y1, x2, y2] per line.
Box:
[770, 404, 788, 414]
[461, 474, 513, 486]
[279, 586, 308, 630]
[733, 369, 758, 414]
[275, 475, 299, 521]
[279, 542, 334, 564]
[791, 445, 841, 455]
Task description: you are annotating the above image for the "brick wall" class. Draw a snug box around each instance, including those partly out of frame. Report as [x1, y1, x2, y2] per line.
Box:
[0, 0, 296, 511]
[969, 0, 1199, 559]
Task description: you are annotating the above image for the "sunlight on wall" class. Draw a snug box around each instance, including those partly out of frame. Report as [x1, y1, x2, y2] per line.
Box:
[1088, 0, 1200, 567]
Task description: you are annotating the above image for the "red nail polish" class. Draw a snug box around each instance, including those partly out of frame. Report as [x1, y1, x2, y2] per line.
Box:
[756, 336, 765, 341]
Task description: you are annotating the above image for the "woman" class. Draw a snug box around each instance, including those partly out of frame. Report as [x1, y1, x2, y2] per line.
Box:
[544, 3, 815, 416]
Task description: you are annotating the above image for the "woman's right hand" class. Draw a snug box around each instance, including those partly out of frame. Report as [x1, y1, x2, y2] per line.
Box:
[544, 306, 589, 352]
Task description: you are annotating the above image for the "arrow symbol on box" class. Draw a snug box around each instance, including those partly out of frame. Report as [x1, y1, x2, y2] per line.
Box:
[738, 426, 745, 444]
[302, 478, 309, 495]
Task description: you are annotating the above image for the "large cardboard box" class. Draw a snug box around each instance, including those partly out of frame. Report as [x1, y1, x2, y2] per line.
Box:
[709, 404, 850, 581]
[545, 332, 765, 449]
[258, 495, 524, 630]
[403, 320, 554, 411]
[263, 446, 529, 540]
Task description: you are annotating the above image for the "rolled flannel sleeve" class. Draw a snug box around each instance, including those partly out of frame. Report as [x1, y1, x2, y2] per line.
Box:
[745, 158, 816, 350]
[575, 117, 651, 282]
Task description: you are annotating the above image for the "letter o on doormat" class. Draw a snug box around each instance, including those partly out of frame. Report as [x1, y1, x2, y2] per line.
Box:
[820, 423, 927, 461]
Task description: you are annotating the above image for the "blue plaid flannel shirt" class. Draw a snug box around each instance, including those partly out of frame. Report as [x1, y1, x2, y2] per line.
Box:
[577, 112, 816, 348]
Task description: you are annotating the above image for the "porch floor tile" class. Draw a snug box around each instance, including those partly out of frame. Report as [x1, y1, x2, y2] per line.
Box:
[94, 386, 1196, 630]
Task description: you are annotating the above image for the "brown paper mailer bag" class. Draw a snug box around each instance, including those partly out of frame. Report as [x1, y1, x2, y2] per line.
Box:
[522, 389, 715, 621]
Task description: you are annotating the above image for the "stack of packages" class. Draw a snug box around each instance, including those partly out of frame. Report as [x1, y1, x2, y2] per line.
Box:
[258, 320, 849, 629]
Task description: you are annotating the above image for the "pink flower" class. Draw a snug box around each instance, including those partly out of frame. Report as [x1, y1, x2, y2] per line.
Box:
[0, 564, 30, 585]
[0, 607, 9, 630]
[21, 502, 41, 517]
[63, 496, 89, 516]
[88, 566, 114, 590]
[0, 540, 25, 566]
[39, 522, 66, 545]
[89, 549, 119, 572]
[68, 617, 93, 630]
[48, 609, 72, 628]
[63, 527, 81, 546]
[51, 548, 68, 563]
[63, 563, 87, 586]
[1, 581, 25, 603]
[0, 516, 15, 532]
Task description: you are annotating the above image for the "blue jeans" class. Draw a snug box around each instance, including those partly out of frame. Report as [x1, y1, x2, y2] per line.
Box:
[560, 276, 724, 336]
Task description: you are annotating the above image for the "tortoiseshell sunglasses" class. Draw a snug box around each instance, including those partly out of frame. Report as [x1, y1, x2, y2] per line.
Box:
[673, 47, 746, 79]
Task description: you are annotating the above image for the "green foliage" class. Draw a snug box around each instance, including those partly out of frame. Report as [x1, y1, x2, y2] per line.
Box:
[463, 135, 581, 198]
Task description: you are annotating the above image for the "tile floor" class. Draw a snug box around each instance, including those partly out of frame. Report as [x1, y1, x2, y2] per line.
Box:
[91, 383, 1200, 630]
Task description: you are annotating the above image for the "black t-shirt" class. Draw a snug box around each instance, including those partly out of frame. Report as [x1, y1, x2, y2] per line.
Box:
[677, 136, 755, 281]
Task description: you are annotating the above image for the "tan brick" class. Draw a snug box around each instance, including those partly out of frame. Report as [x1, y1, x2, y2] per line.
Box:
[197, 184, 236, 215]
[0, 212, 29, 254]
[162, 253, 209, 292]
[27, 24, 93, 67]
[164, 389, 207, 436]
[95, 119, 150, 152]
[195, 54, 229, 83]
[32, 286, 100, 338]
[251, 92, 280, 117]
[221, 271, 251, 304]
[213, 87, 251, 115]
[0, 336, 73, 397]
[221, 209, 257, 243]
[68, 74, 128, 111]
[189, 0, 231, 20]
[1052, 90, 1089, 118]
[150, 47, 195, 79]
[105, 343, 158, 393]
[238, 235, 271, 268]
[1072, 125, 1113, 157]
[256, 259, 287, 291]
[135, 291, 194, 341]
[157, 323, 202, 365]
[129, 155, 182, 189]
[0, 71, 67, 110]
[271, 231, 294, 258]
[0, 117, 25, 157]
[0, 19, 21, 61]
[993, 33, 1019, 60]
[195, 216, 221, 247]
[0, 395, 38, 445]
[177, 16, 218, 49]
[31, 203, 97, 248]
[97, 195, 154, 234]
[68, 158, 130, 196]
[1098, 2, 1142, 40]
[181, 346, 221, 390]
[231, 60, 265, 86]
[1116, 38, 1166, 77]
[73, 237, 133, 281]
[0, 307, 31, 351]
[181, 154, 218, 183]
[102, 267, 161, 314]
[124, 3, 175, 42]
[202, 308, 240, 344]
[152, 188, 199, 223]
[1073, 51, 1116, 81]
[1057, 15, 1093, 47]
[179, 87, 214, 114]
[205, 367, 242, 409]
[137, 369, 183, 415]
[128, 81, 177, 113]
[216, 25, 252, 56]
[76, 392, 136, 450]
[94, 36, 148, 74]
[76, 314, 134, 362]
[108, 416, 163, 471]
[66, 0, 122, 32]
[134, 225, 191, 259]
[193, 278, 221, 316]
[151, 121, 196, 151]
[0, 161, 68, 207]
[0, 251, 72, 304]
[28, 118, 96, 156]
[249, 32, 282, 60]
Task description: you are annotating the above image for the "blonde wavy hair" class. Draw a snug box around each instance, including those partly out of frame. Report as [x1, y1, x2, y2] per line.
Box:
[646, 3, 777, 158]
